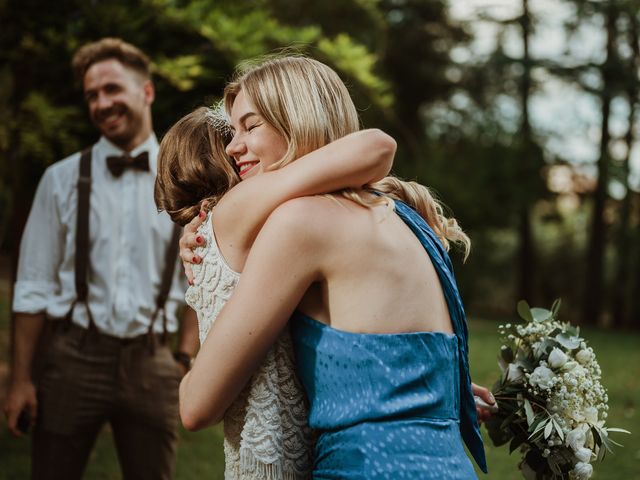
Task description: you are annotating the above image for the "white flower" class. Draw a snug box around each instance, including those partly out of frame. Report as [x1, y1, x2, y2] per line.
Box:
[576, 349, 593, 365]
[549, 348, 568, 368]
[562, 361, 579, 371]
[584, 406, 598, 424]
[575, 447, 593, 463]
[506, 363, 524, 383]
[573, 462, 593, 479]
[529, 366, 555, 390]
[566, 426, 587, 451]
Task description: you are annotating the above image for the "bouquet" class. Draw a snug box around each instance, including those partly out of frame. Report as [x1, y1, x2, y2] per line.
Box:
[485, 300, 629, 480]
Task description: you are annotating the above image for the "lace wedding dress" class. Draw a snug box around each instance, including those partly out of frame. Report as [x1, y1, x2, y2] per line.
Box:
[185, 213, 314, 479]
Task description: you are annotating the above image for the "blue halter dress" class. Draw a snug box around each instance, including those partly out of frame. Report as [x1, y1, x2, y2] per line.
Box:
[290, 200, 487, 479]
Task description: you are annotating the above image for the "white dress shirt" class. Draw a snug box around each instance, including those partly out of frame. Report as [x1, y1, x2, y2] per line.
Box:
[13, 135, 186, 338]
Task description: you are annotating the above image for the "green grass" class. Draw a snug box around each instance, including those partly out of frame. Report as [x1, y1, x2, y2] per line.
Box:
[1, 313, 638, 479]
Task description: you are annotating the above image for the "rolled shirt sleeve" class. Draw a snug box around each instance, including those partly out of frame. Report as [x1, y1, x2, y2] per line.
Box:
[13, 166, 65, 314]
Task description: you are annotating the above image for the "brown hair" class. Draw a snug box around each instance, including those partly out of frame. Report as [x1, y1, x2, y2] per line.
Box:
[154, 107, 240, 226]
[72, 38, 151, 82]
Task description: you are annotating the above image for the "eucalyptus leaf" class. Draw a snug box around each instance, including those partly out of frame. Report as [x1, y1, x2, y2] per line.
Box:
[529, 418, 549, 437]
[553, 419, 564, 441]
[524, 399, 535, 426]
[517, 300, 533, 322]
[531, 307, 552, 322]
[544, 419, 554, 439]
[555, 332, 582, 350]
[551, 298, 562, 317]
[600, 432, 616, 453]
[604, 428, 631, 434]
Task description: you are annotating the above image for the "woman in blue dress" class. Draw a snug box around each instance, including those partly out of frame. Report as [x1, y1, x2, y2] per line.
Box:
[176, 56, 489, 478]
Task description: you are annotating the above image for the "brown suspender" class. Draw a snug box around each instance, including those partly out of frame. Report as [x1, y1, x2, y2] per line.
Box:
[147, 224, 181, 352]
[64, 148, 95, 333]
[66, 147, 181, 349]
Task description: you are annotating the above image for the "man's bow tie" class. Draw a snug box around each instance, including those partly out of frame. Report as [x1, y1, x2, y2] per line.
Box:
[106, 152, 150, 178]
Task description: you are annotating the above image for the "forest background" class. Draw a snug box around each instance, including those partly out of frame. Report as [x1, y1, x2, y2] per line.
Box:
[2, 0, 640, 329]
[1, 0, 640, 478]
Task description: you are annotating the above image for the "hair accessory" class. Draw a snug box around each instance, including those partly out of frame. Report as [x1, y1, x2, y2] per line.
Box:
[205, 100, 232, 137]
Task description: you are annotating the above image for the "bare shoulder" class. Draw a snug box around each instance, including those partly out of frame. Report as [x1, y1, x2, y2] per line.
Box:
[268, 196, 339, 227]
[260, 196, 341, 246]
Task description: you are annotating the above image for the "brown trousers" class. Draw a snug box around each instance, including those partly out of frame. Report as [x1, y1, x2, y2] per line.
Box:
[32, 323, 181, 480]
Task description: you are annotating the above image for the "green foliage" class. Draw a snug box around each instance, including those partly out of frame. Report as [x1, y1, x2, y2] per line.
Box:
[154, 55, 206, 91]
[317, 34, 393, 108]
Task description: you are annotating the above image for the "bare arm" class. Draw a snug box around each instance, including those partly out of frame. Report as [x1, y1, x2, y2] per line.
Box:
[181, 129, 395, 274]
[179, 200, 325, 429]
[3, 313, 45, 436]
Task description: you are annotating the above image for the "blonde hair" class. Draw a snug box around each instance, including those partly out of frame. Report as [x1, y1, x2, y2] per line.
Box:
[223, 55, 470, 258]
[154, 107, 239, 226]
[224, 56, 361, 168]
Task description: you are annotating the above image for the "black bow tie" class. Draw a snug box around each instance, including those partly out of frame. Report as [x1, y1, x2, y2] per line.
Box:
[106, 152, 150, 178]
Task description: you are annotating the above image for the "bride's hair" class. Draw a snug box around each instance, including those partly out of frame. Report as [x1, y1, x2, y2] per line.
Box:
[226, 56, 470, 257]
[154, 107, 239, 226]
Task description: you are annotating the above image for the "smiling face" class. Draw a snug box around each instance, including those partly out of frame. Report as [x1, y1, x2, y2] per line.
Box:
[83, 58, 154, 152]
[225, 89, 288, 180]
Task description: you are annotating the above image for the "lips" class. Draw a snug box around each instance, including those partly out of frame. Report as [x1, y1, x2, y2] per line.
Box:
[237, 161, 259, 177]
[95, 106, 127, 128]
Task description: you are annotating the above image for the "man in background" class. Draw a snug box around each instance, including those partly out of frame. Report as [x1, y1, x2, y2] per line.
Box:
[3, 38, 198, 480]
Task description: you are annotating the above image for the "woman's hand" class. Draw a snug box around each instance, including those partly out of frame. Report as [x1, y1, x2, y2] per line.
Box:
[472, 382, 498, 423]
[179, 207, 208, 284]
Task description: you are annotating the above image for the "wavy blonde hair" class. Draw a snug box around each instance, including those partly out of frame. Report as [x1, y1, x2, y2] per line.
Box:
[223, 56, 470, 257]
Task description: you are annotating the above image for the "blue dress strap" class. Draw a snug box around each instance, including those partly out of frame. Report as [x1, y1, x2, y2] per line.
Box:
[394, 199, 488, 473]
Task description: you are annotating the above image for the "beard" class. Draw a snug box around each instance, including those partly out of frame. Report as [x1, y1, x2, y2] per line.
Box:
[92, 103, 144, 149]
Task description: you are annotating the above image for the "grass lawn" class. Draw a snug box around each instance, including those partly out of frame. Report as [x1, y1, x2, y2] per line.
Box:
[1, 308, 638, 479]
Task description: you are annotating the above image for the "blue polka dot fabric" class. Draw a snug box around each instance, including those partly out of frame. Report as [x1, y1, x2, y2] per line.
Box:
[290, 200, 486, 479]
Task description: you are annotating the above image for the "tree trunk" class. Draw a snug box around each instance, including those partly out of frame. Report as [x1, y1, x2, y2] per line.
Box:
[612, 11, 639, 328]
[517, 0, 535, 303]
[583, 6, 617, 326]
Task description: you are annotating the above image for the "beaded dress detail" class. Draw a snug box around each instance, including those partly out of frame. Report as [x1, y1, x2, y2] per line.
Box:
[185, 213, 314, 479]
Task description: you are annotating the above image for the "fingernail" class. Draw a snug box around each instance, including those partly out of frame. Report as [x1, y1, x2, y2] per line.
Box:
[199, 210, 206, 219]
[192, 256, 198, 264]
[188, 279, 194, 286]
[195, 235, 203, 244]
[489, 393, 495, 404]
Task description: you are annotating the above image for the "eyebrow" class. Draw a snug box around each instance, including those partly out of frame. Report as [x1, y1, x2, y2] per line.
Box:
[234, 112, 258, 129]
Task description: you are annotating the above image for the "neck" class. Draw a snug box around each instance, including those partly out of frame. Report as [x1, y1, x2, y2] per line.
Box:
[122, 126, 152, 152]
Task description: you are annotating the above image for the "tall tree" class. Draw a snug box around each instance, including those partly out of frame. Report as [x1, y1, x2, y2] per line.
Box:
[515, 0, 538, 303]
[611, 6, 639, 328]
[583, 2, 619, 325]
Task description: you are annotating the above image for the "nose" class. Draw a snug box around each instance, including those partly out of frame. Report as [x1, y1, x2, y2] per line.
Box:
[96, 91, 113, 110]
[225, 133, 245, 159]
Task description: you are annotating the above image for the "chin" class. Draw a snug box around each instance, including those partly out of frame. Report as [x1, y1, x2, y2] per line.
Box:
[103, 128, 135, 149]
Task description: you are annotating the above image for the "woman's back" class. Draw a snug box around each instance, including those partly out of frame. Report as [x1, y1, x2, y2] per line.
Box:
[288, 195, 483, 479]
[296, 193, 454, 335]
